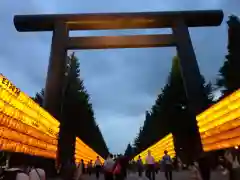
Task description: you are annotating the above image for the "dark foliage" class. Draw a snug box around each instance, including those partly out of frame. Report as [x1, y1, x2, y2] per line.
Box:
[33, 53, 109, 159]
[132, 56, 213, 162]
[217, 15, 240, 96]
[124, 143, 134, 159]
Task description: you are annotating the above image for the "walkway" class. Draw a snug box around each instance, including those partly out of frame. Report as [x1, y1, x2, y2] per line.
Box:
[79, 171, 228, 180]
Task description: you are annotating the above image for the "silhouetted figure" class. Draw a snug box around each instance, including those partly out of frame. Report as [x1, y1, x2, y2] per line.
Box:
[198, 154, 211, 180]
[224, 151, 235, 180]
[80, 159, 85, 174]
[190, 162, 202, 180]
[29, 160, 46, 180]
[1, 153, 29, 180]
[123, 156, 129, 178]
[145, 150, 155, 180]
[137, 156, 143, 177]
[87, 160, 93, 176]
[162, 150, 173, 180]
[114, 155, 125, 180]
[74, 162, 82, 180]
[103, 154, 115, 180]
[95, 156, 102, 179]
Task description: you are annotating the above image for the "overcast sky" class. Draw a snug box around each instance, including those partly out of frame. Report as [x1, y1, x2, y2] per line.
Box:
[0, 0, 239, 154]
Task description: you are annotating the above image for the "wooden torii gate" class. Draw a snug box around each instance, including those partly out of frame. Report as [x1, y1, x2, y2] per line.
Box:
[14, 10, 223, 163]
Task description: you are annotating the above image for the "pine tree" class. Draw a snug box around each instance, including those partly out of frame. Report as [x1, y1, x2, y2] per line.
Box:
[124, 143, 133, 158]
[33, 53, 109, 160]
[32, 88, 44, 107]
[132, 56, 213, 162]
[161, 56, 213, 162]
[217, 15, 240, 96]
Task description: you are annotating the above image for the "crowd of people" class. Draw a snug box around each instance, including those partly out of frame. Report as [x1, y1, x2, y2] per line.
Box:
[1, 149, 239, 180]
[73, 150, 174, 180]
[134, 150, 174, 180]
[74, 149, 240, 180]
[0, 153, 46, 180]
[74, 154, 129, 180]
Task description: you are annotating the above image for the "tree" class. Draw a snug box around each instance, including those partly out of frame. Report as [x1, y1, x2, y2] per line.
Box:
[124, 143, 133, 158]
[33, 53, 109, 161]
[66, 54, 109, 158]
[132, 56, 213, 162]
[32, 88, 44, 107]
[132, 87, 170, 155]
[164, 56, 213, 161]
[217, 15, 240, 96]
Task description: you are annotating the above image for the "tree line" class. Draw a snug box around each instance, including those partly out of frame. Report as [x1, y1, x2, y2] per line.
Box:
[32, 53, 109, 160]
[125, 15, 240, 161]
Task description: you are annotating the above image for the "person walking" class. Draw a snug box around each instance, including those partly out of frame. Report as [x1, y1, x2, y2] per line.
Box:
[87, 160, 93, 176]
[190, 162, 202, 180]
[162, 150, 173, 180]
[74, 162, 83, 180]
[103, 154, 115, 180]
[1, 153, 29, 180]
[137, 156, 143, 177]
[80, 159, 85, 175]
[145, 150, 155, 180]
[113, 155, 124, 180]
[121, 156, 129, 179]
[95, 156, 102, 179]
[198, 154, 211, 180]
[29, 166, 46, 180]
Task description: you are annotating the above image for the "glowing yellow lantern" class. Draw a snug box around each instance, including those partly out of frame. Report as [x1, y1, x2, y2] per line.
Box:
[133, 133, 175, 164]
[197, 89, 240, 151]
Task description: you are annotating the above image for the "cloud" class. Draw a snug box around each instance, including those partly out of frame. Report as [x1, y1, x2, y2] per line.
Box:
[0, 0, 239, 154]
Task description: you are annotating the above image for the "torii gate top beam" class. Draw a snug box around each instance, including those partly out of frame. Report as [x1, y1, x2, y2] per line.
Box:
[14, 10, 223, 31]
